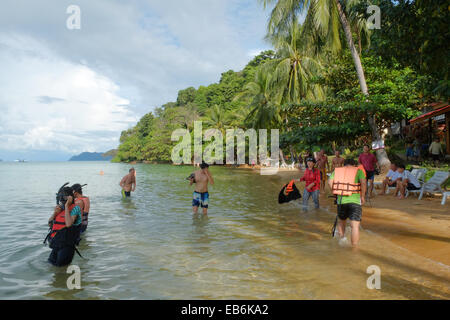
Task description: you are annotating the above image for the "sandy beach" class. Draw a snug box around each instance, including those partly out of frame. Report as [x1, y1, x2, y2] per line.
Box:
[269, 167, 450, 267]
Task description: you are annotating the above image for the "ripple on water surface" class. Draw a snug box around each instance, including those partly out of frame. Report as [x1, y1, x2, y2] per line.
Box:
[0, 162, 449, 299]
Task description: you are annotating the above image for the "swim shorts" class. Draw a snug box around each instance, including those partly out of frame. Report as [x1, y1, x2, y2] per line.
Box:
[192, 191, 209, 208]
[122, 190, 131, 198]
[366, 170, 375, 180]
[406, 183, 420, 191]
[320, 167, 327, 182]
[337, 203, 362, 222]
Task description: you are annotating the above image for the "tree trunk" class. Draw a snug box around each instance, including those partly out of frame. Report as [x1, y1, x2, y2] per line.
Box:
[279, 149, 287, 166]
[334, 0, 390, 171]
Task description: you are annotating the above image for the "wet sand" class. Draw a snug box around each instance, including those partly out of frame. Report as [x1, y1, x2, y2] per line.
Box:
[272, 167, 450, 267]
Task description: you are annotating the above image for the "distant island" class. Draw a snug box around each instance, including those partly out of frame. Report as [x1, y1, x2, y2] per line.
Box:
[69, 150, 117, 161]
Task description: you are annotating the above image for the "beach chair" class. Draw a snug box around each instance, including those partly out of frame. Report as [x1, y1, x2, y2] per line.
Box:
[407, 171, 449, 200]
[404, 168, 427, 197]
[386, 168, 427, 196]
[441, 191, 450, 205]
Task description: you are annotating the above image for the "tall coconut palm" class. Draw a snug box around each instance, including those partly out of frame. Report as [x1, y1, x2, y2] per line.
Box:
[266, 18, 325, 105]
[204, 104, 232, 135]
[261, 0, 390, 167]
[234, 65, 281, 130]
[234, 66, 287, 165]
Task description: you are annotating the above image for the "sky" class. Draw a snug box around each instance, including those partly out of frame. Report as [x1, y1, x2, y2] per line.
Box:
[0, 0, 273, 161]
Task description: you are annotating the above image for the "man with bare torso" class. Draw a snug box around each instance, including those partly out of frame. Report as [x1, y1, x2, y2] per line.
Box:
[189, 162, 214, 215]
[331, 150, 345, 171]
[315, 149, 330, 191]
[120, 168, 136, 198]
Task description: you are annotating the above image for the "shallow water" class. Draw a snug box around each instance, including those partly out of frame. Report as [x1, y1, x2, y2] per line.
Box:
[0, 162, 448, 299]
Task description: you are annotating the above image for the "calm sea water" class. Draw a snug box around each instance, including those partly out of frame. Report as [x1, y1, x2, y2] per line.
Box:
[0, 162, 448, 299]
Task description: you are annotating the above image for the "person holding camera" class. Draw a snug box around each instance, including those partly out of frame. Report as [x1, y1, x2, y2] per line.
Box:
[46, 186, 82, 267]
[189, 161, 214, 215]
[358, 145, 380, 197]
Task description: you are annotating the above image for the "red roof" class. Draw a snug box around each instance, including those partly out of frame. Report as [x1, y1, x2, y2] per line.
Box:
[410, 104, 450, 124]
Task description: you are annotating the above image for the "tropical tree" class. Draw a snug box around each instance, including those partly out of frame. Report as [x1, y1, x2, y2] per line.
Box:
[234, 66, 281, 129]
[266, 18, 325, 104]
[262, 0, 391, 168]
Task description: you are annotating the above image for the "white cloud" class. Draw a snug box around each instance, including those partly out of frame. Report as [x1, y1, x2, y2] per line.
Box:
[0, 0, 272, 156]
[0, 34, 138, 153]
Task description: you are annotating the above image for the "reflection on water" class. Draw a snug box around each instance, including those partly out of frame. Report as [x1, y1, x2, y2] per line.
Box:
[0, 162, 448, 299]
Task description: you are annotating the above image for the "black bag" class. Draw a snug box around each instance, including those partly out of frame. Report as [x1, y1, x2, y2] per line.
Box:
[278, 182, 301, 204]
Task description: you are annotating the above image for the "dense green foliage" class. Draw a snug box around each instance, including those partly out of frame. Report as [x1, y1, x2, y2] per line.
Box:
[114, 51, 276, 162]
[114, 1, 449, 163]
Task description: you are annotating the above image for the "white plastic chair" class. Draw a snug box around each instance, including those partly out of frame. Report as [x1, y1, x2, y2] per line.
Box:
[441, 192, 450, 205]
[408, 171, 449, 200]
[405, 168, 428, 197]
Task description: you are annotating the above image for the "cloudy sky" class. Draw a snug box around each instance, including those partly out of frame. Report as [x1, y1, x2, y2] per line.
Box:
[0, 0, 272, 161]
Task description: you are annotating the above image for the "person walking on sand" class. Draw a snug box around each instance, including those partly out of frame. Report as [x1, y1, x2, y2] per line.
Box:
[120, 168, 136, 198]
[331, 150, 345, 171]
[315, 149, 329, 191]
[189, 162, 214, 215]
[328, 158, 366, 247]
[296, 157, 321, 210]
[429, 138, 443, 166]
[358, 145, 380, 197]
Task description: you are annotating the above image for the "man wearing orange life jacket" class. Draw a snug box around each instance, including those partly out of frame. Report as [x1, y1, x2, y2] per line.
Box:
[72, 183, 90, 234]
[328, 158, 366, 246]
[46, 187, 82, 266]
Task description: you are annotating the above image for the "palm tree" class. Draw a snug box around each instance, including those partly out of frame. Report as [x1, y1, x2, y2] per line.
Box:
[204, 104, 232, 135]
[261, 0, 390, 167]
[267, 18, 325, 104]
[234, 65, 281, 130]
[234, 65, 286, 165]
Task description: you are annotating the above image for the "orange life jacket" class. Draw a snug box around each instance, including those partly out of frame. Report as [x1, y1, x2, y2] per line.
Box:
[50, 204, 76, 238]
[332, 166, 361, 196]
[76, 196, 90, 226]
[284, 180, 295, 195]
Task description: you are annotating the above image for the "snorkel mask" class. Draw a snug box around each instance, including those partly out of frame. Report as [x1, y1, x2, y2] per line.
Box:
[56, 182, 70, 207]
[56, 183, 73, 210]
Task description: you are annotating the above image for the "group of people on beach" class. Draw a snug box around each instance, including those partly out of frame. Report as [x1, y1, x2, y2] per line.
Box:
[293, 145, 382, 246]
[45, 143, 416, 266]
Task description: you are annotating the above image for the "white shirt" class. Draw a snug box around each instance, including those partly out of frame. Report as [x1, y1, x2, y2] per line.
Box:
[401, 170, 421, 188]
[386, 169, 401, 181]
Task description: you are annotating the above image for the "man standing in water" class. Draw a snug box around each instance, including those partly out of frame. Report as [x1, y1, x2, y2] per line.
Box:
[331, 150, 345, 171]
[120, 168, 136, 198]
[328, 159, 366, 247]
[189, 162, 214, 215]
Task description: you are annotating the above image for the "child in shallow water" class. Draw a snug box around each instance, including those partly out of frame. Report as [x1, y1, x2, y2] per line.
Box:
[297, 157, 321, 210]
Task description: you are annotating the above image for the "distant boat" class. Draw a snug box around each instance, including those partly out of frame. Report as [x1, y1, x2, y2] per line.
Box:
[14, 159, 27, 162]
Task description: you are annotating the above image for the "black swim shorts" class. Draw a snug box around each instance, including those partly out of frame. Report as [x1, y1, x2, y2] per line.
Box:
[406, 183, 420, 191]
[337, 203, 362, 222]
